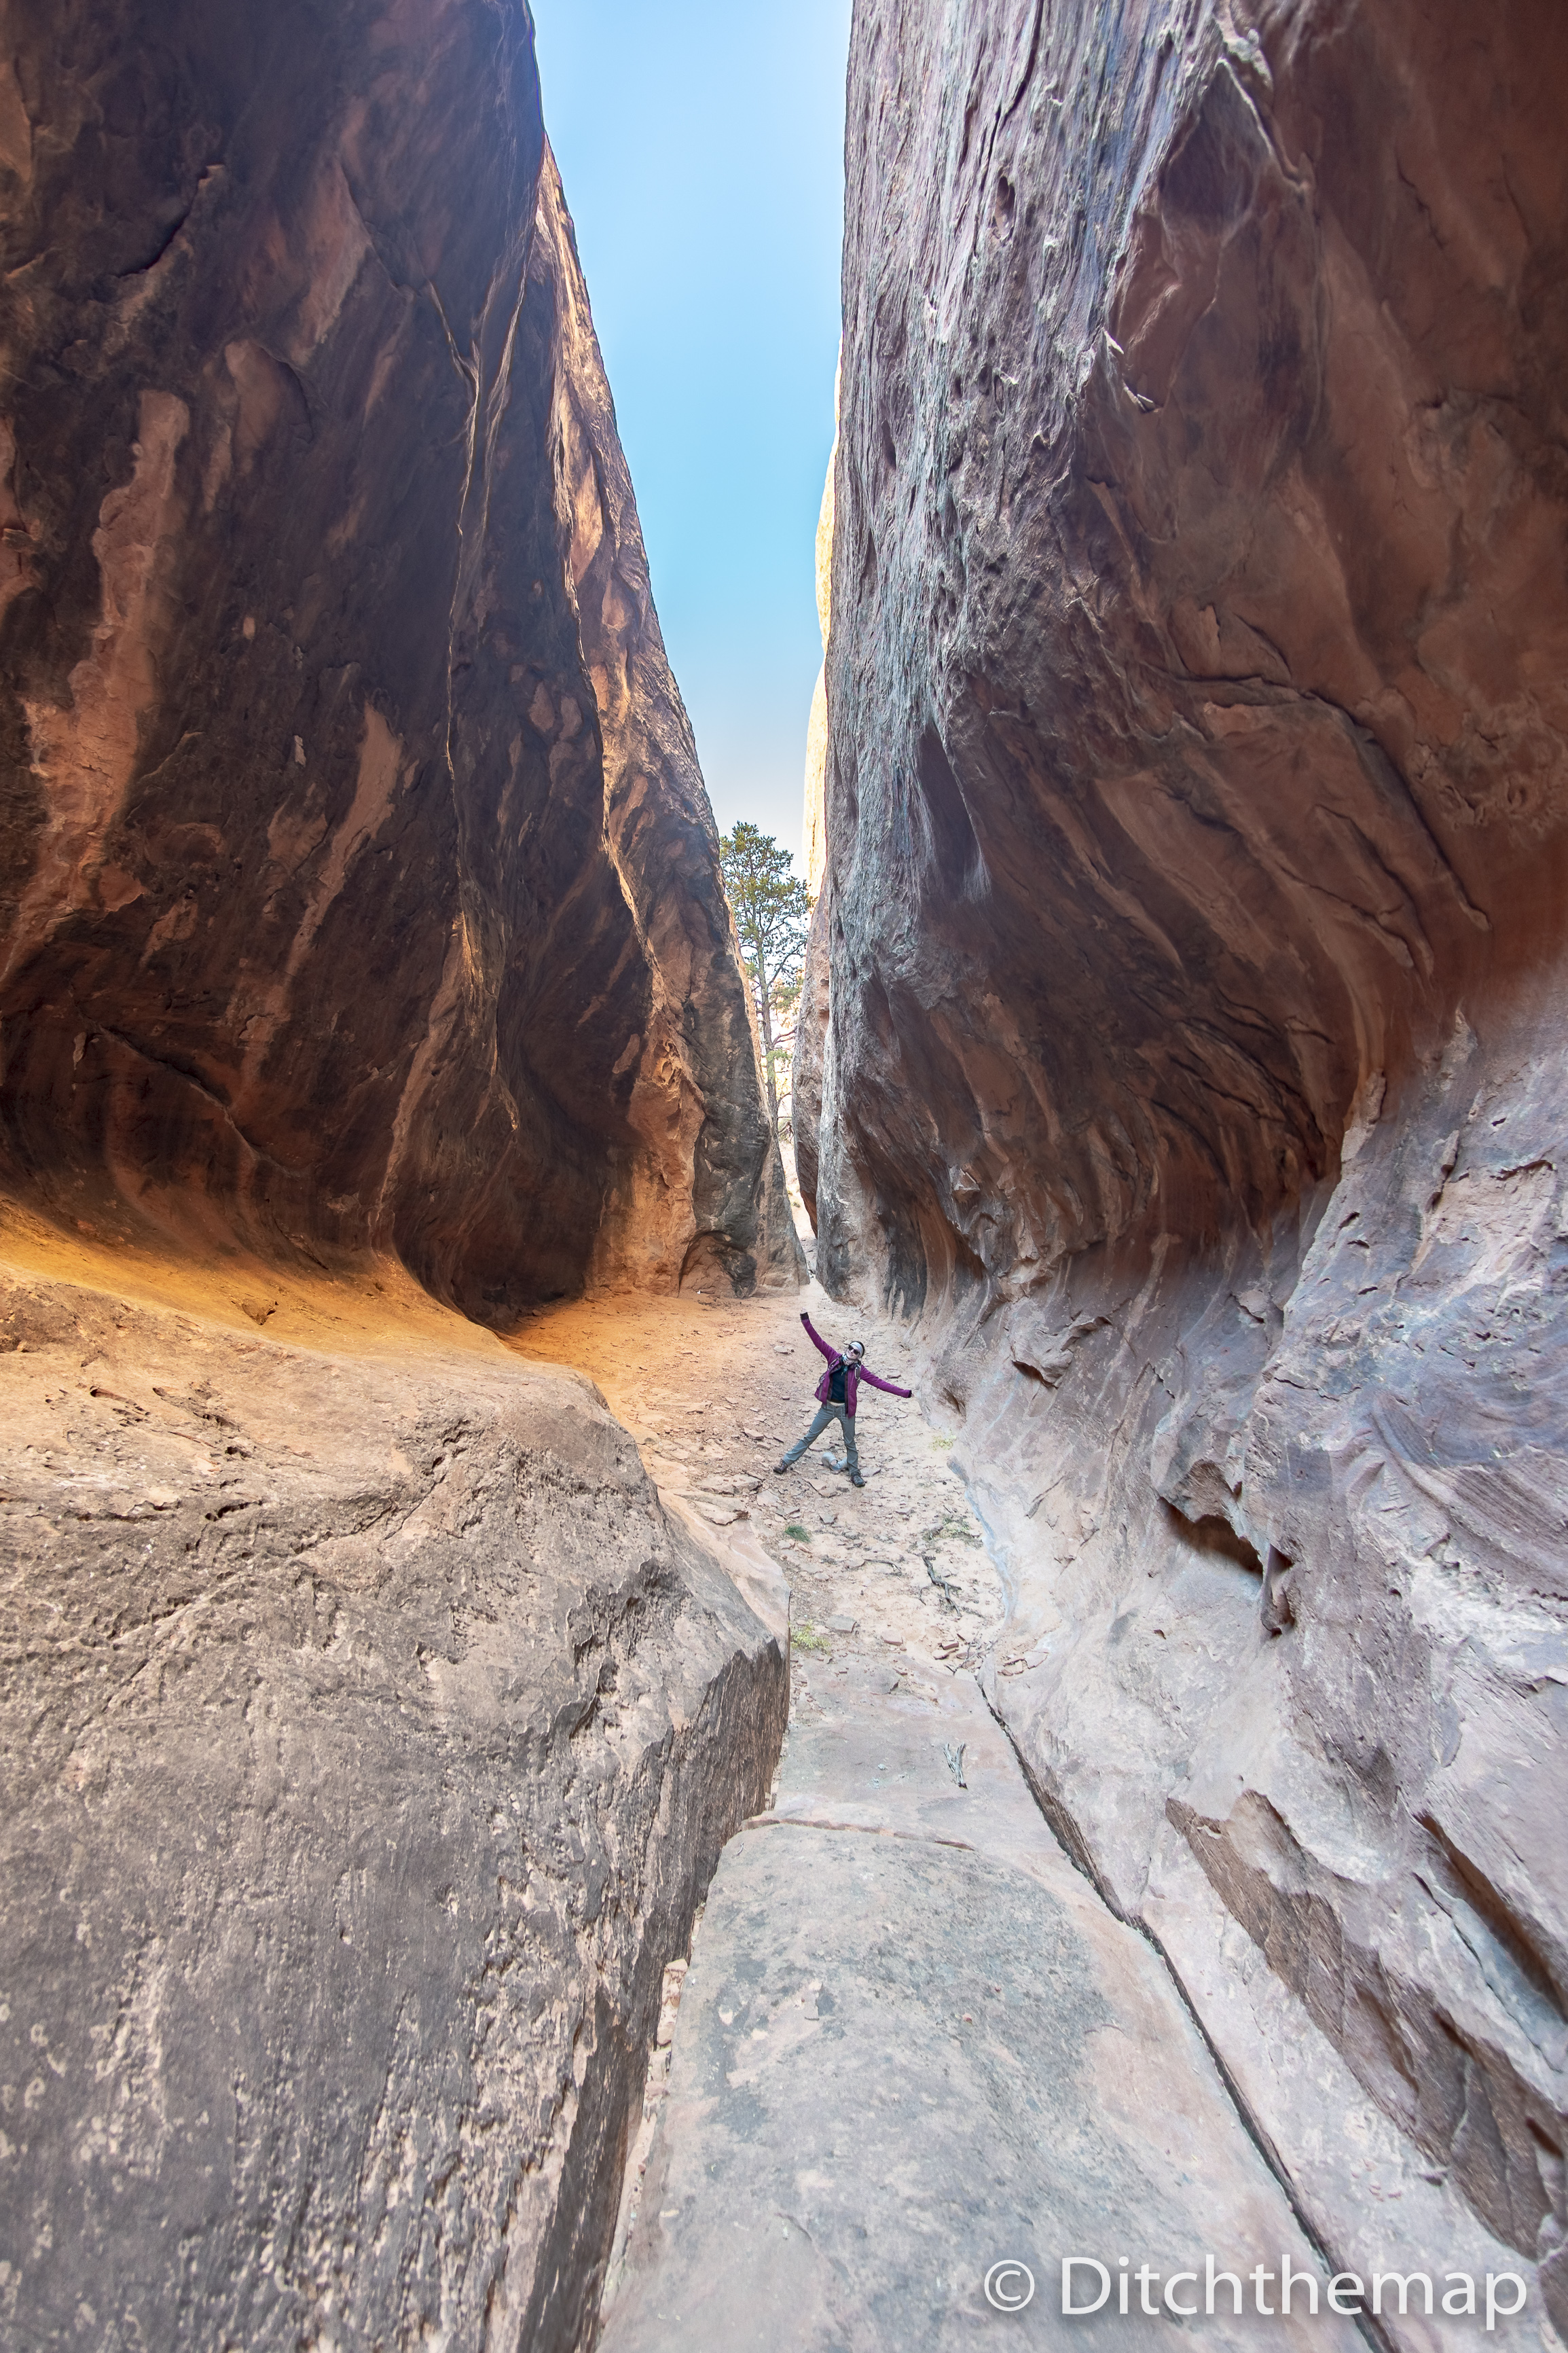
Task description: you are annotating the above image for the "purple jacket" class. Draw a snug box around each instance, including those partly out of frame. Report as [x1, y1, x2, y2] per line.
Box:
[801, 1312, 912, 1418]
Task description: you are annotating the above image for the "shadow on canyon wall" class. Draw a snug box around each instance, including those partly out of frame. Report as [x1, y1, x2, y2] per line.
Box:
[799, 0, 1568, 2325]
[0, 0, 799, 1317]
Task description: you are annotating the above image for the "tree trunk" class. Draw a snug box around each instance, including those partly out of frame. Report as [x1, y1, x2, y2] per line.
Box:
[755, 945, 778, 1129]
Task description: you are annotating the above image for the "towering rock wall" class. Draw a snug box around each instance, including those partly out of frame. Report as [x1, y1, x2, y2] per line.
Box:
[806, 0, 1568, 2316]
[0, 5, 797, 2344]
[0, 0, 797, 1311]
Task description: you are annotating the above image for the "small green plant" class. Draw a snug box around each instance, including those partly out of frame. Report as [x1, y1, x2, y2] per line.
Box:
[792, 1621, 831, 1654]
[930, 1433, 955, 1450]
[784, 1522, 812, 1542]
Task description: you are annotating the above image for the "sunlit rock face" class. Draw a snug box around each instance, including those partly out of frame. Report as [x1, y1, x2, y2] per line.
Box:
[809, 0, 1568, 2310]
[801, 378, 837, 903]
[0, 0, 797, 1311]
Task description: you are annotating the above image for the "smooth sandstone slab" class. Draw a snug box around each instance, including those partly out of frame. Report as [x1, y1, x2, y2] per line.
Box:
[600, 1661, 1356, 2351]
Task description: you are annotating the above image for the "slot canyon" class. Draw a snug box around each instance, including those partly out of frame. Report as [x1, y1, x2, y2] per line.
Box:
[1, 1, 1563, 2349]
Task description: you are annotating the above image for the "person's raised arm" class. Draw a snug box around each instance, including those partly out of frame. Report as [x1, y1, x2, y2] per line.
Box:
[861, 1370, 913, 1397]
[800, 1310, 834, 1360]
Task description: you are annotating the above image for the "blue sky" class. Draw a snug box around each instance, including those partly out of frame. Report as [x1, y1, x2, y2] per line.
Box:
[531, 0, 850, 863]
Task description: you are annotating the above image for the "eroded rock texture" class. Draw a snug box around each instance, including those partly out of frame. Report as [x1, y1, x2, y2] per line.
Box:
[0, 2, 799, 2341]
[0, 0, 796, 1311]
[807, 0, 1568, 2320]
[0, 1262, 786, 2348]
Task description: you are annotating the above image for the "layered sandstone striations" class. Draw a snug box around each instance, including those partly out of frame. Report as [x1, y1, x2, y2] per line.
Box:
[0, 1257, 785, 2349]
[0, 0, 797, 1310]
[0, 2, 797, 2343]
[805, 0, 1568, 2322]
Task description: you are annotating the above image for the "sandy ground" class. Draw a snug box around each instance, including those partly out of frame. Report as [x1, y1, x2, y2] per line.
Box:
[0, 1195, 998, 1702]
[0, 1191, 507, 1362]
[509, 1274, 1005, 1715]
[0, 1188, 1004, 1708]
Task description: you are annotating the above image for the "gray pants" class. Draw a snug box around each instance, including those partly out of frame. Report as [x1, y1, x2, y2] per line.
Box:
[781, 1401, 859, 1473]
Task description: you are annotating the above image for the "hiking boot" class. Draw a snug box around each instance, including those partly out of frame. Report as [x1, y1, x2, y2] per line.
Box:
[773, 1460, 790, 1474]
[850, 1471, 865, 1488]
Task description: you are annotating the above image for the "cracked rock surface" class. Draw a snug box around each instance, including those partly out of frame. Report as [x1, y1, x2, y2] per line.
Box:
[598, 1467, 1355, 2352]
[520, 1284, 1356, 2350]
[0, 1249, 785, 2349]
[799, 0, 1568, 2330]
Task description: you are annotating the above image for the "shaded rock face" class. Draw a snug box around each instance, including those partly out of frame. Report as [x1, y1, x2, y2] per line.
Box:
[809, 0, 1568, 2312]
[0, 1262, 786, 2349]
[0, 0, 796, 1312]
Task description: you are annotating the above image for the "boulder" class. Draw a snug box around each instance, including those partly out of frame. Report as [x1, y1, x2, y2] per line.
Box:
[0, 1257, 786, 2348]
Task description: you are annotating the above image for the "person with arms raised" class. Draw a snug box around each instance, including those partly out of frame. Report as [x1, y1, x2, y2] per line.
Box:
[775, 1312, 912, 1488]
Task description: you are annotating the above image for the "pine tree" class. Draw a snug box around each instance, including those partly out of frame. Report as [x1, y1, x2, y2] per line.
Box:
[718, 822, 812, 1131]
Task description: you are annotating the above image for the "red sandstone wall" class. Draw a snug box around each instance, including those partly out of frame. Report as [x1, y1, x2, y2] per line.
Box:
[806, 0, 1568, 2312]
[0, 0, 798, 1313]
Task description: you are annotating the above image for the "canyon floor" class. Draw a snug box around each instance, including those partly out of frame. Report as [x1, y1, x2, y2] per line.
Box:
[515, 1282, 1357, 2350]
